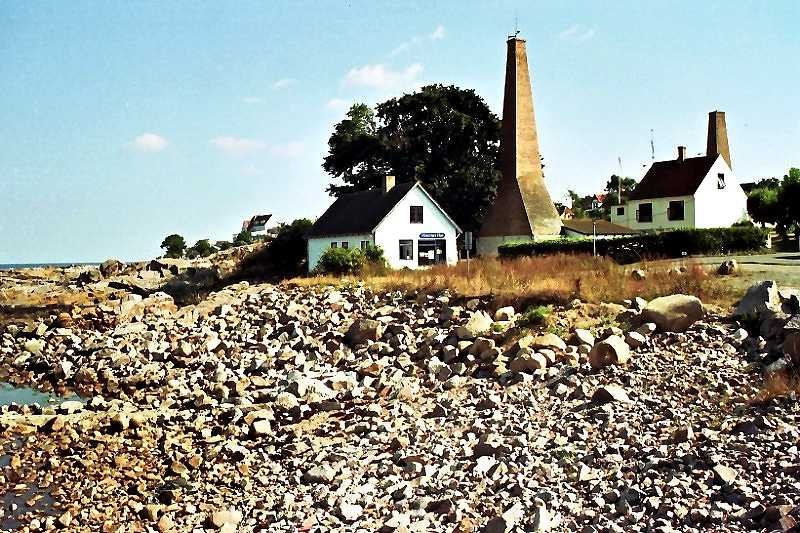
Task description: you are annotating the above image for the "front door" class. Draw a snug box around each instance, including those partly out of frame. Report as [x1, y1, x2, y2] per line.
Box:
[417, 239, 446, 266]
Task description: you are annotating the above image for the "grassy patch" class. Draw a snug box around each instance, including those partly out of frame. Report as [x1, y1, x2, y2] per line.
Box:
[288, 254, 738, 309]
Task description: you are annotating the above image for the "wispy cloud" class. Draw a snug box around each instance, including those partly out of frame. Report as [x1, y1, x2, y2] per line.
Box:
[389, 25, 446, 56]
[210, 137, 303, 159]
[342, 63, 423, 90]
[210, 136, 266, 158]
[130, 133, 168, 153]
[558, 23, 596, 42]
[325, 98, 349, 111]
[272, 78, 296, 89]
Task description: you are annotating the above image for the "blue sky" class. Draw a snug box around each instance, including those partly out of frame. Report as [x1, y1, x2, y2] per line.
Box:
[1, 1, 798, 263]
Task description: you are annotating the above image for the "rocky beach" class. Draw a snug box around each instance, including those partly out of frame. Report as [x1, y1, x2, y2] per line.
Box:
[1, 256, 799, 532]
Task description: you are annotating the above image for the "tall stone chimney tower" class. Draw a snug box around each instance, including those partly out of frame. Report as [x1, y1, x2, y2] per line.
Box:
[707, 111, 731, 169]
[478, 36, 561, 255]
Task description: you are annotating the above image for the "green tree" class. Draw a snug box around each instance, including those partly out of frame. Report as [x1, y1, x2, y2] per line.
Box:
[187, 239, 216, 258]
[233, 230, 253, 247]
[215, 240, 233, 251]
[267, 218, 313, 274]
[747, 186, 780, 226]
[567, 190, 595, 218]
[601, 175, 638, 217]
[324, 85, 502, 231]
[778, 168, 800, 239]
[160, 234, 186, 258]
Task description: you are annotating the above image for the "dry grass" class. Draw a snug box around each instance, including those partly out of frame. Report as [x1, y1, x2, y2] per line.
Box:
[752, 371, 800, 404]
[287, 254, 738, 309]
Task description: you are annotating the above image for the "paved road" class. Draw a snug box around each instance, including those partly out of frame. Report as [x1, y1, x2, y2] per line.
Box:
[688, 252, 800, 267]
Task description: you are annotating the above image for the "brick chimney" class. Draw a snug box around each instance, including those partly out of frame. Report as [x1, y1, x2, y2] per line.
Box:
[677, 146, 686, 162]
[382, 175, 395, 194]
[707, 111, 731, 169]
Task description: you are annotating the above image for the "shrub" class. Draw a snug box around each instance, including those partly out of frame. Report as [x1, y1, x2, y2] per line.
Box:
[362, 244, 386, 266]
[517, 305, 552, 328]
[316, 247, 366, 275]
[498, 227, 768, 262]
[233, 230, 253, 247]
[187, 239, 216, 258]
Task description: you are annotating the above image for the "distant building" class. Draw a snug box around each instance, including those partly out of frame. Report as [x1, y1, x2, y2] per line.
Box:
[307, 176, 461, 272]
[242, 214, 272, 236]
[558, 206, 574, 220]
[611, 111, 748, 231]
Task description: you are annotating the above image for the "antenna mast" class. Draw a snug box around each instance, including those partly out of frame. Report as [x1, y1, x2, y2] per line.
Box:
[650, 129, 655, 161]
[617, 156, 623, 203]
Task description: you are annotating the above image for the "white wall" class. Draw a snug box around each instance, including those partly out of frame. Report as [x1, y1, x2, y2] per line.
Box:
[374, 185, 459, 269]
[693, 157, 749, 228]
[307, 233, 372, 272]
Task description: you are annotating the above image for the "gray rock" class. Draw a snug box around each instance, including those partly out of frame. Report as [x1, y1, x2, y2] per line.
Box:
[733, 281, 781, 318]
[591, 385, 631, 404]
[642, 294, 704, 332]
[345, 318, 384, 345]
[588, 335, 631, 369]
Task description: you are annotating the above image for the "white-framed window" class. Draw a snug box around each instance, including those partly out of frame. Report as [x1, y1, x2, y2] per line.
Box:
[341, 241, 348, 249]
[717, 173, 726, 189]
[399, 239, 413, 260]
[330, 242, 338, 249]
[410, 206, 423, 224]
[360, 240, 369, 250]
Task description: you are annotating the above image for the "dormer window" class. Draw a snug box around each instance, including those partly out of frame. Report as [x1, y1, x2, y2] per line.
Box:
[717, 173, 726, 189]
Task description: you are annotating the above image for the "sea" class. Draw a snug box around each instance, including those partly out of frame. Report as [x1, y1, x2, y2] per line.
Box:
[0, 262, 100, 270]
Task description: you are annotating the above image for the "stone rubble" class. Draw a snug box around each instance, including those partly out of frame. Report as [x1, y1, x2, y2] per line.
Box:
[0, 280, 798, 531]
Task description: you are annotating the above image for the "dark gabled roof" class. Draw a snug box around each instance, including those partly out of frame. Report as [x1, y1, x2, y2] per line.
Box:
[308, 182, 417, 237]
[629, 155, 718, 201]
[561, 219, 639, 236]
[246, 214, 272, 231]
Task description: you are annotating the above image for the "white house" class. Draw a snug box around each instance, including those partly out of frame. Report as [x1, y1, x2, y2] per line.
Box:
[307, 176, 462, 272]
[610, 148, 748, 231]
[611, 111, 748, 231]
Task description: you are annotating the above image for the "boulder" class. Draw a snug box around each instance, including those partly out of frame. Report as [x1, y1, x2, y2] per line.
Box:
[530, 333, 566, 351]
[642, 294, 704, 332]
[588, 335, 631, 369]
[717, 259, 738, 275]
[568, 329, 594, 347]
[345, 319, 384, 346]
[494, 306, 515, 321]
[455, 311, 493, 340]
[591, 385, 631, 404]
[509, 349, 547, 372]
[733, 281, 781, 318]
[631, 269, 646, 281]
[100, 259, 125, 277]
[76, 269, 103, 285]
[624, 331, 647, 348]
[784, 332, 800, 362]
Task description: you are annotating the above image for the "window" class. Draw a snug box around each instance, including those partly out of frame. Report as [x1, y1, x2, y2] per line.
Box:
[637, 203, 653, 223]
[410, 205, 423, 224]
[668, 200, 685, 221]
[616, 207, 625, 216]
[330, 242, 338, 249]
[717, 173, 726, 189]
[399, 239, 413, 260]
[341, 241, 348, 249]
[360, 240, 369, 250]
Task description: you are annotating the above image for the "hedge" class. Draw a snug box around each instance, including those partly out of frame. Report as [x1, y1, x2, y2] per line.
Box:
[497, 227, 769, 263]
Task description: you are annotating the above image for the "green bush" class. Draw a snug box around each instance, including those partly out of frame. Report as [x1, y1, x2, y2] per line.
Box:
[316, 247, 366, 275]
[517, 305, 552, 328]
[362, 244, 386, 266]
[498, 227, 768, 263]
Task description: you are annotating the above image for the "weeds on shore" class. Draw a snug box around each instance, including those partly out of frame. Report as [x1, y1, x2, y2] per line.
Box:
[288, 254, 738, 308]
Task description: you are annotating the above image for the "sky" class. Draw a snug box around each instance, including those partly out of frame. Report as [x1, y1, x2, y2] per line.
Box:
[1, 1, 798, 263]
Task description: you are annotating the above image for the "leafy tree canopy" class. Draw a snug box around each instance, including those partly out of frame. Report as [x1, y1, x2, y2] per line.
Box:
[746, 168, 800, 236]
[160, 234, 186, 258]
[187, 239, 216, 259]
[324, 85, 502, 231]
[233, 230, 253, 247]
